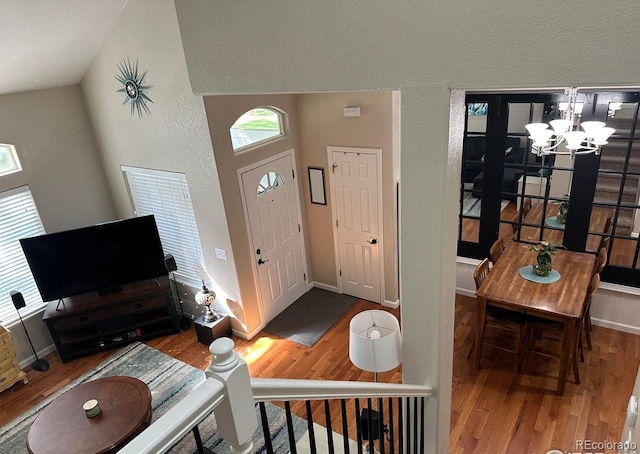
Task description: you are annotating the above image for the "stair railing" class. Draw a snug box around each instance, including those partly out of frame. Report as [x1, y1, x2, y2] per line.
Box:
[118, 338, 433, 454]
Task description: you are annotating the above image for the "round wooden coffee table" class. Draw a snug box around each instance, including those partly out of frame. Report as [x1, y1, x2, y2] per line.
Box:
[27, 376, 152, 454]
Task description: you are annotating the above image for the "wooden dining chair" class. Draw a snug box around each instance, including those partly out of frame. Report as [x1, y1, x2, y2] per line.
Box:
[579, 274, 600, 360]
[489, 237, 506, 264]
[469, 258, 526, 373]
[510, 211, 521, 235]
[522, 198, 532, 217]
[582, 247, 607, 347]
[523, 274, 600, 385]
[598, 235, 611, 253]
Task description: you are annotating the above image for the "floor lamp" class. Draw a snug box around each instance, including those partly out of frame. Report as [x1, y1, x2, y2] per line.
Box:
[10, 291, 49, 372]
[349, 310, 402, 454]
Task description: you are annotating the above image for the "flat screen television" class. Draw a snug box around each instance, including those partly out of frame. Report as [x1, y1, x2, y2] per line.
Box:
[20, 215, 168, 302]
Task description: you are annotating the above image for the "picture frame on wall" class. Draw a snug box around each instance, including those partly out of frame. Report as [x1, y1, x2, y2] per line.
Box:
[308, 167, 326, 205]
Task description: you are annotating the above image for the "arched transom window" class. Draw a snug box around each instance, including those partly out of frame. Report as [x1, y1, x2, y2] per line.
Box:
[257, 171, 284, 196]
[230, 107, 284, 152]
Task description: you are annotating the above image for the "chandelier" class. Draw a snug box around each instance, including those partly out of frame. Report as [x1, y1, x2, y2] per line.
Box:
[525, 88, 615, 159]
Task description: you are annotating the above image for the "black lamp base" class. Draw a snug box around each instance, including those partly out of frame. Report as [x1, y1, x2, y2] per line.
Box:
[31, 359, 49, 372]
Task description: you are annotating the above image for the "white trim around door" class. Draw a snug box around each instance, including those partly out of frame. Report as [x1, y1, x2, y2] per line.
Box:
[327, 146, 385, 304]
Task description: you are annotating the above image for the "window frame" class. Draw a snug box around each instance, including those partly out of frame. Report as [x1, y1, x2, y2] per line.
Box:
[121, 166, 206, 288]
[230, 106, 285, 153]
[0, 185, 46, 324]
[0, 143, 23, 177]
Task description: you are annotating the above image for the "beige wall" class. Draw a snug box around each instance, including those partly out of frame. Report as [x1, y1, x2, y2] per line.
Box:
[202, 94, 303, 334]
[296, 92, 398, 302]
[81, 0, 242, 327]
[0, 85, 115, 360]
[173, 1, 640, 452]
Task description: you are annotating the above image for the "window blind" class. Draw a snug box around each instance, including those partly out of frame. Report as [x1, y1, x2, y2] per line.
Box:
[0, 186, 46, 323]
[122, 166, 206, 287]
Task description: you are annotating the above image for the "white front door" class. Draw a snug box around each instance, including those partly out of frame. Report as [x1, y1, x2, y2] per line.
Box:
[240, 151, 307, 323]
[329, 147, 383, 303]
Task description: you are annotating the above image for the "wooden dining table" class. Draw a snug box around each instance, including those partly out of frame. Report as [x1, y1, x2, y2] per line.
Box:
[517, 202, 612, 253]
[475, 240, 596, 395]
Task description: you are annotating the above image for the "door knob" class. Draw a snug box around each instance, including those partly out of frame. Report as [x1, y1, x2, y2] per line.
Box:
[366, 238, 378, 245]
[258, 258, 270, 265]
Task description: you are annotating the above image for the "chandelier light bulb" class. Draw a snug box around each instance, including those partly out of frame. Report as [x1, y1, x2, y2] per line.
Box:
[590, 126, 615, 145]
[549, 119, 571, 135]
[564, 131, 588, 150]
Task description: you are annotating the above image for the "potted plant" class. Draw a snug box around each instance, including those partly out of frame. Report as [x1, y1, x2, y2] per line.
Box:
[557, 195, 569, 224]
[529, 240, 563, 277]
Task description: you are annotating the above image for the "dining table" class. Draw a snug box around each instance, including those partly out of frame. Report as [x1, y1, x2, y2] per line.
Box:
[475, 240, 596, 395]
[517, 202, 612, 253]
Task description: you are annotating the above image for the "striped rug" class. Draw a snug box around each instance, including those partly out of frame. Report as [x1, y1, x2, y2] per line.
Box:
[0, 342, 305, 453]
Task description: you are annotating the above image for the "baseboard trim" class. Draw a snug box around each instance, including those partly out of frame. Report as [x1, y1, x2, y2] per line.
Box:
[383, 299, 400, 308]
[310, 281, 339, 292]
[456, 288, 476, 298]
[19, 344, 57, 370]
[591, 317, 640, 336]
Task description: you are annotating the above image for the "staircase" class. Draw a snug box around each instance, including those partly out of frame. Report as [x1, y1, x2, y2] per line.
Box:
[119, 339, 433, 454]
[593, 119, 640, 237]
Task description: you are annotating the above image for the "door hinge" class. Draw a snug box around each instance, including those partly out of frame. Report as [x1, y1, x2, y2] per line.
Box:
[292, 169, 295, 179]
[336, 220, 339, 228]
[298, 224, 301, 232]
[339, 269, 342, 277]
[304, 273, 307, 280]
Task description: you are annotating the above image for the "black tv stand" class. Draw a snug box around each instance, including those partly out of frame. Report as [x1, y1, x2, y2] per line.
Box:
[42, 277, 179, 363]
[97, 285, 123, 295]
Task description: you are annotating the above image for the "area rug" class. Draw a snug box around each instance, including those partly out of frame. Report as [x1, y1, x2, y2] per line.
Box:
[264, 287, 358, 347]
[0, 342, 305, 453]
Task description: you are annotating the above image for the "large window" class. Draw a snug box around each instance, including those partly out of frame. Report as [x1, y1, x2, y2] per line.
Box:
[0, 186, 46, 323]
[122, 166, 206, 287]
[458, 91, 640, 288]
[230, 107, 284, 152]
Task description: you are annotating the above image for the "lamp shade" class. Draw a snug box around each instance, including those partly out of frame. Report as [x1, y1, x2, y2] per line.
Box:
[349, 310, 402, 373]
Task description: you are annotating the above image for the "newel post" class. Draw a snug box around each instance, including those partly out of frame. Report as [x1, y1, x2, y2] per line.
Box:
[206, 337, 257, 454]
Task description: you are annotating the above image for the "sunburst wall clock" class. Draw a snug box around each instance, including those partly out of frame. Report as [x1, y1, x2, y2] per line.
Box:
[115, 58, 153, 118]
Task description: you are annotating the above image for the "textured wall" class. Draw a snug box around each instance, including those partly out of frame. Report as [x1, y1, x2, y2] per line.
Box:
[81, 0, 242, 325]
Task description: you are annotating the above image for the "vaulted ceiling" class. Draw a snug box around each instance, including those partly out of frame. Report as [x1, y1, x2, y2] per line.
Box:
[0, 0, 128, 96]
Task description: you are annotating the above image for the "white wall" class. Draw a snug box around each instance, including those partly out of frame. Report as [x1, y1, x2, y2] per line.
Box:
[80, 0, 242, 327]
[173, 2, 640, 452]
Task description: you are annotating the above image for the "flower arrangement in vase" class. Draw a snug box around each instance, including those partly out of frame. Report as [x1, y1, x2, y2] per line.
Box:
[557, 195, 569, 224]
[529, 240, 564, 277]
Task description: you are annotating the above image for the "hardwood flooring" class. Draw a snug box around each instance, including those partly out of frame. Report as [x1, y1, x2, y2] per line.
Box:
[1, 295, 638, 453]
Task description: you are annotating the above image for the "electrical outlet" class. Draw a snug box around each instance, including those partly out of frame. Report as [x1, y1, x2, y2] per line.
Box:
[215, 248, 227, 260]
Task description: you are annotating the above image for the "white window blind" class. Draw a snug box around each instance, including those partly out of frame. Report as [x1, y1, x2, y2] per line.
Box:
[122, 166, 205, 287]
[0, 186, 46, 323]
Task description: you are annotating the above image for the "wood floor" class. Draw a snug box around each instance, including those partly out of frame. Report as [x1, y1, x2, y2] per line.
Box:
[1, 295, 638, 453]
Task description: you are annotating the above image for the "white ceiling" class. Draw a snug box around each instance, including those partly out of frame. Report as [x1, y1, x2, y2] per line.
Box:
[0, 0, 128, 96]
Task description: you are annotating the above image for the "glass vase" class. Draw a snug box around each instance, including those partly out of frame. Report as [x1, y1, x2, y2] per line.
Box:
[532, 255, 552, 277]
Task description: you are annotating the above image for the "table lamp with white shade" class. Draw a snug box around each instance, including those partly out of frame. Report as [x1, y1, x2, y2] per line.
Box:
[349, 310, 402, 382]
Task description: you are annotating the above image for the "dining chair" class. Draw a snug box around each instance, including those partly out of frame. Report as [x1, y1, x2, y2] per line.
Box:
[522, 198, 532, 217]
[510, 211, 521, 235]
[582, 247, 607, 348]
[579, 274, 600, 360]
[598, 235, 611, 253]
[522, 274, 600, 386]
[469, 258, 526, 373]
[489, 237, 506, 264]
